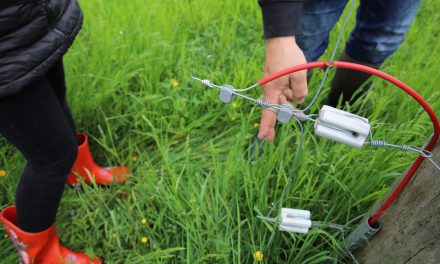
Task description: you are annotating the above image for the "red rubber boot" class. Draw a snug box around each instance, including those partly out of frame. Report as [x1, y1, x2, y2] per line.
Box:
[67, 132, 130, 186]
[0, 206, 101, 264]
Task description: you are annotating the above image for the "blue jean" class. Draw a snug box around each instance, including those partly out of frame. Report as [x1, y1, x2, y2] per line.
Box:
[296, 0, 421, 64]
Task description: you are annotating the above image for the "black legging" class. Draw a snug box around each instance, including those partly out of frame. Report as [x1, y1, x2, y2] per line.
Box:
[0, 60, 77, 233]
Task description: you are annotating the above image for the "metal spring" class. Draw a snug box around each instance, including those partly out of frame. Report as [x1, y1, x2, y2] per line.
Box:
[370, 141, 418, 152]
[255, 99, 271, 109]
[369, 140, 387, 147]
[293, 112, 310, 122]
[200, 79, 213, 87]
[400, 145, 410, 151]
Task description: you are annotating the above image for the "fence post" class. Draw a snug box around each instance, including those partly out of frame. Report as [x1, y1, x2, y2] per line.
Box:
[353, 144, 440, 263]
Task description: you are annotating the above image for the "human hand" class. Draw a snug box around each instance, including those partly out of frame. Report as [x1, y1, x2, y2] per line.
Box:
[258, 36, 308, 141]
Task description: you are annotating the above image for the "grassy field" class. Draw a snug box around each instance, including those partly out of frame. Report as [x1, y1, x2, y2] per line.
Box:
[1, 0, 439, 263]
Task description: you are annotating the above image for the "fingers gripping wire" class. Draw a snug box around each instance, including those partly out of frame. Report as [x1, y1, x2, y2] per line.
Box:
[193, 78, 376, 147]
[192, 76, 440, 174]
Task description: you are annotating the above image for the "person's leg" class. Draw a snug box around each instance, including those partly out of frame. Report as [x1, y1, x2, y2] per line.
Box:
[347, 0, 421, 64]
[296, 0, 349, 62]
[326, 51, 382, 107]
[0, 77, 78, 233]
[326, 0, 422, 107]
[46, 60, 76, 135]
[43, 60, 130, 187]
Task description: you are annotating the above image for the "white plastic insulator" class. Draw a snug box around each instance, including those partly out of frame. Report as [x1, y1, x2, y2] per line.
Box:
[279, 208, 312, 234]
[314, 105, 370, 148]
[279, 225, 309, 234]
[280, 217, 312, 228]
[281, 208, 311, 219]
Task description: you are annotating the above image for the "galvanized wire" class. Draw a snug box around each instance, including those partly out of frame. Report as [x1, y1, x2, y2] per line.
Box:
[301, 0, 357, 112]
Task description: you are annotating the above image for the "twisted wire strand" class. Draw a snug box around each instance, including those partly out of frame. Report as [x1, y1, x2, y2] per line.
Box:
[191, 76, 222, 89]
[292, 112, 310, 122]
[368, 140, 428, 153]
[192, 76, 260, 92]
[200, 79, 213, 87]
[368, 140, 387, 147]
[366, 140, 439, 171]
[254, 99, 271, 109]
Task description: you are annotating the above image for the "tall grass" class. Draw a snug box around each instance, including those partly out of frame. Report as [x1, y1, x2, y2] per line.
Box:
[1, 0, 439, 263]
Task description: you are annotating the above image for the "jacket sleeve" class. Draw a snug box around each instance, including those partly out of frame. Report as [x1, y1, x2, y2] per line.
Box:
[258, 0, 303, 38]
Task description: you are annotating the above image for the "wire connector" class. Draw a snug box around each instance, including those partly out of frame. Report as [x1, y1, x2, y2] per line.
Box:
[279, 208, 312, 234]
[218, 85, 236, 103]
[315, 105, 371, 148]
[277, 104, 295, 124]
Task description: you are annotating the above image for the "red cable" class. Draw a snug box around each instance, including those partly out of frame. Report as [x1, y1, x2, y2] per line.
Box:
[258, 61, 440, 225]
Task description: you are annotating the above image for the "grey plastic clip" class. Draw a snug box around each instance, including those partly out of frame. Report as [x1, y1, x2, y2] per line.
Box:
[345, 218, 382, 253]
[218, 85, 236, 104]
[277, 104, 295, 124]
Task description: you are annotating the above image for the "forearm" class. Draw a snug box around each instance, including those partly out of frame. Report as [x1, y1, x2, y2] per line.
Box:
[258, 0, 303, 38]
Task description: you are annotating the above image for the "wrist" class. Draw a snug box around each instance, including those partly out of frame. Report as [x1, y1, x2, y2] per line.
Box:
[265, 36, 296, 46]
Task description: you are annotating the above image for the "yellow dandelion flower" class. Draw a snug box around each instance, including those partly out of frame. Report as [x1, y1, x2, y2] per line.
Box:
[141, 218, 147, 225]
[253, 251, 263, 262]
[0, 170, 6, 177]
[132, 156, 138, 162]
[112, 233, 117, 238]
[141, 236, 149, 244]
[171, 79, 179, 88]
[253, 123, 259, 129]
[231, 101, 239, 108]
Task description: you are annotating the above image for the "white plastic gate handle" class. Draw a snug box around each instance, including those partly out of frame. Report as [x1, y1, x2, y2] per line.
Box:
[314, 105, 371, 148]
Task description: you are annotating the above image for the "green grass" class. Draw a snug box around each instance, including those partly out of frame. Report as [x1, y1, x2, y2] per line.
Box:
[1, 0, 439, 263]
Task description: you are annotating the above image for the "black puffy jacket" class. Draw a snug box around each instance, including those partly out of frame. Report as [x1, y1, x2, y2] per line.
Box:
[0, 0, 83, 98]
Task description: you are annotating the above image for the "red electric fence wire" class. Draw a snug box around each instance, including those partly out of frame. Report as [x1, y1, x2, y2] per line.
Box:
[258, 61, 440, 226]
